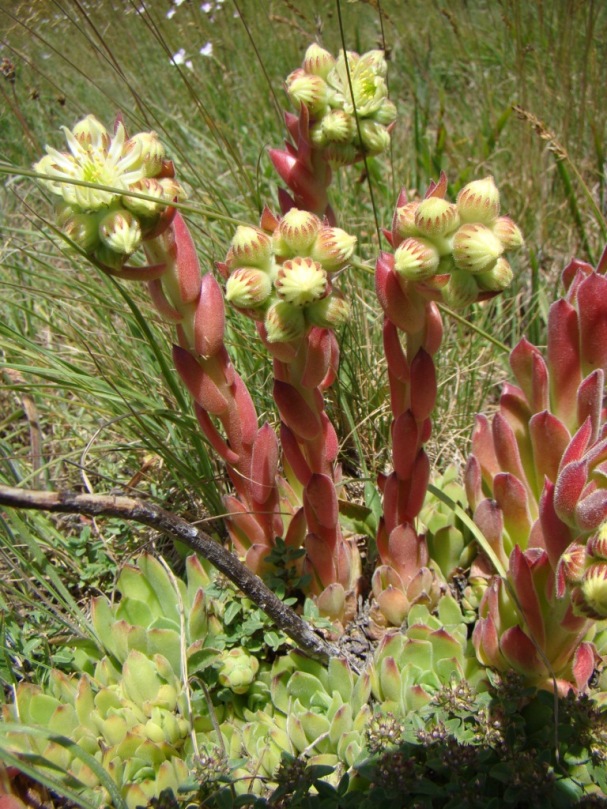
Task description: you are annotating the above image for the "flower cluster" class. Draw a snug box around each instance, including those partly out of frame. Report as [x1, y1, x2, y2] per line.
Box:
[34, 115, 186, 271]
[391, 176, 524, 309]
[219, 208, 356, 342]
[285, 44, 396, 164]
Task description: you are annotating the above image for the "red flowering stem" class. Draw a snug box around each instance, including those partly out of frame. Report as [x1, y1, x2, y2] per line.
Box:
[259, 324, 357, 595]
[143, 215, 282, 565]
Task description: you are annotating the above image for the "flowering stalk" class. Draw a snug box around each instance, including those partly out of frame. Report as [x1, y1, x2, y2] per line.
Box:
[219, 206, 362, 626]
[467, 247, 607, 690]
[270, 44, 396, 221]
[34, 116, 284, 575]
[373, 174, 523, 627]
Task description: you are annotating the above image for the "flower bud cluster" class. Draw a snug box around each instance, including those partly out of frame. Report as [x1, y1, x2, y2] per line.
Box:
[286, 44, 396, 164]
[223, 208, 356, 342]
[559, 523, 607, 620]
[392, 176, 523, 308]
[34, 115, 186, 271]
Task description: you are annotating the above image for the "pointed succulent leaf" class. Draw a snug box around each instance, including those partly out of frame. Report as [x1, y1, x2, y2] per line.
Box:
[510, 338, 549, 412]
[572, 641, 596, 690]
[529, 411, 570, 486]
[379, 657, 402, 703]
[577, 369, 604, 442]
[286, 711, 309, 753]
[287, 670, 326, 707]
[121, 650, 162, 710]
[577, 271, 607, 376]
[137, 555, 183, 624]
[538, 479, 575, 567]
[494, 472, 533, 546]
[500, 625, 545, 677]
[250, 423, 279, 505]
[273, 380, 321, 440]
[327, 657, 354, 702]
[194, 273, 225, 358]
[547, 298, 582, 429]
[508, 546, 545, 646]
[471, 414, 500, 485]
[410, 349, 437, 421]
[554, 459, 589, 527]
[575, 489, 607, 533]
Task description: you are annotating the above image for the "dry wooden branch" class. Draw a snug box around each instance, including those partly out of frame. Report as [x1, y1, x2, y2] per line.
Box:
[0, 483, 338, 663]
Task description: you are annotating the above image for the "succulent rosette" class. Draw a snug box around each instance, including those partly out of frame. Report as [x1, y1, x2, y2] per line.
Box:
[34, 115, 186, 272]
[465, 249, 607, 690]
[219, 207, 356, 343]
[285, 44, 396, 164]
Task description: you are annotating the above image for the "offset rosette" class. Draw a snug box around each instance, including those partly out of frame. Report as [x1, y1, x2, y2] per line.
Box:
[221, 207, 356, 342]
[380, 173, 524, 320]
[285, 44, 396, 163]
[34, 114, 186, 273]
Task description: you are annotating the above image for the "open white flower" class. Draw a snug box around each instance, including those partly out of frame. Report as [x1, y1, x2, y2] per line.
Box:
[34, 118, 146, 211]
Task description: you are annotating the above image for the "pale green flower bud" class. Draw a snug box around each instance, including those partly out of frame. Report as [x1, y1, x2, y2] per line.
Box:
[587, 525, 607, 561]
[123, 131, 165, 178]
[62, 212, 101, 252]
[394, 237, 440, 281]
[476, 257, 513, 292]
[310, 121, 328, 148]
[323, 142, 359, 168]
[453, 223, 504, 273]
[99, 209, 142, 255]
[157, 177, 187, 204]
[275, 257, 328, 307]
[372, 98, 397, 126]
[72, 115, 111, 152]
[225, 267, 272, 309]
[122, 178, 167, 216]
[318, 110, 355, 144]
[492, 216, 524, 251]
[415, 197, 460, 238]
[274, 209, 322, 256]
[286, 69, 328, 117]
[559, 542, 588, 586]
[358, 120, 391, 155]
[442, 269, 479, 309]
[226, 226, 272, 270]
[307, 293, 350, 329]
[302, 43, 335, 80]
[580, 563, 607, 619]
[265, 300, 306, 342]
[310, 225, 357, 271]
[394, 202, 421, 239]
[456, 176, 500, 225]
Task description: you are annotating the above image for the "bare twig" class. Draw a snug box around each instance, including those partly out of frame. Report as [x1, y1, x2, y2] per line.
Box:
[0, 483, 338, 663]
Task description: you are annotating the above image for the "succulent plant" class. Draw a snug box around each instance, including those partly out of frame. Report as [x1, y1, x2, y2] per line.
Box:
[369, 594, 485, 715]
[371, 174, 524, 630]
[1, 554, 270, 808]
[466, 250, 607, 691]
